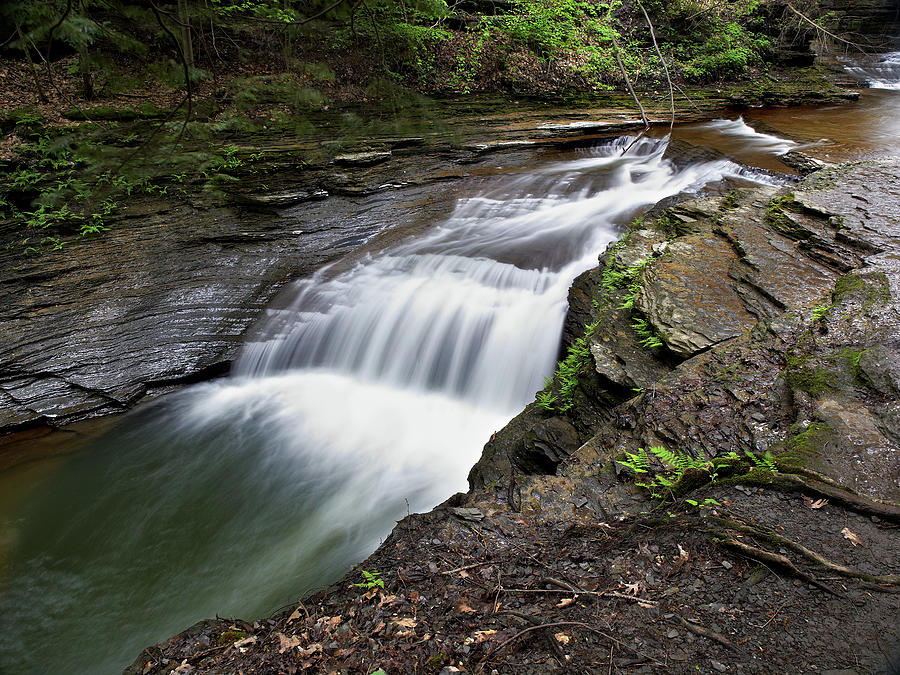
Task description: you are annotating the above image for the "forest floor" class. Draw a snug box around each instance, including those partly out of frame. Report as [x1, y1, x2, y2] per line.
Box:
[127, 483, 900, 675]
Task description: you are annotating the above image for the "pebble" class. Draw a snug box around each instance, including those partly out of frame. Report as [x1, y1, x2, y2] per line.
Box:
[667, 629, 679, 638]
[712, 660, 727, 672]
[721, 560, 733, 570]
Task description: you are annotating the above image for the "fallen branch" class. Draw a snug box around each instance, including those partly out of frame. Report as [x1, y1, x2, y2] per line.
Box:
[785, 3, 869, 53]
[638, 1, 674, 129]
[677, 616, 743, 653]
[610, 31, 648, 129]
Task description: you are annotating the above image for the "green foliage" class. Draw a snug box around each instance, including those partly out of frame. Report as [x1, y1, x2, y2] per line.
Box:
[601, 255, 649, 310]
[631, 317, 663, 350]
[811, 303, 833, 322]
[354, 569, 385, 591]
[744, 449, 777, 473]
[618, 445, 716, 499]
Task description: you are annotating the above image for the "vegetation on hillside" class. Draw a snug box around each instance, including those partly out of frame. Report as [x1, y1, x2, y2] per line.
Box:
[0, 0, 839, 253]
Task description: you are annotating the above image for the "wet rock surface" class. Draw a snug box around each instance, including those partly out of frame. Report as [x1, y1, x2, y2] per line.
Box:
[130, 161, 900, 673]
[0, 173, 467, 435]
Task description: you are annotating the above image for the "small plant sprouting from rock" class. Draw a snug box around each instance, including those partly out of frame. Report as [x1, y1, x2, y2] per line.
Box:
[631, 317, 664, 350]
[620, 446, 781, 499]
[602, 255, 650, 310]
[811, 302, 833, 322]
[744, 449, 777, 473]
[354, 569, 385, 592]
[618, 445, 717, 498]
[537, 320, 598, 413]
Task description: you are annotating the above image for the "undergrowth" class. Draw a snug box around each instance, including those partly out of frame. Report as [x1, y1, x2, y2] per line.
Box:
[618, 446, 780, 499]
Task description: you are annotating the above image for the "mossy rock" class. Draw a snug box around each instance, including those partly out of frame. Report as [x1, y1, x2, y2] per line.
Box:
[217, 630, 247, 646]
[62, 105, 168, 121]
[781, 422, 833, 467]
[0, 107, 46, 134]
[833, 272, 891, 308]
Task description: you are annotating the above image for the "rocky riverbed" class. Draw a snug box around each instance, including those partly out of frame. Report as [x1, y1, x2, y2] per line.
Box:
[122, 156, 900, 674]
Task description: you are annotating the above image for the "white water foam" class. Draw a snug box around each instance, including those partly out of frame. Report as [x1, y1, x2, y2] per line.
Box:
[842, 51, 900, 90]
[696, 117, 799, 155]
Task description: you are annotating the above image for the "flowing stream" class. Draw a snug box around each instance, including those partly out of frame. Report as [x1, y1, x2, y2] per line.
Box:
[1, 66, 898, 674]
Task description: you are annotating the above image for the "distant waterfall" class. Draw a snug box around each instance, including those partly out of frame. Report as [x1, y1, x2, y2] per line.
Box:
[842, 51, 900, 89]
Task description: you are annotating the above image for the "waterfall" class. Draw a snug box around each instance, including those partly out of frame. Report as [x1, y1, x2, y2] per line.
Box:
[842, 51, 900, 90]
[0, 135, 783, 675]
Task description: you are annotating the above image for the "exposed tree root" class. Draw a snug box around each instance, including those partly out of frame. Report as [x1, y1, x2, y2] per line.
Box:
[478, 614, 665, 671]
[710, 516, 900, 586]
[741, 472, 900, 522]
[714, 535, 845, 597]
[677, 616, 743, 654]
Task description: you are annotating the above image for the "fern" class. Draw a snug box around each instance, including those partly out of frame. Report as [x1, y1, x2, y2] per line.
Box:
[623, 445, 717, 499]
[745, 450, 777, 472]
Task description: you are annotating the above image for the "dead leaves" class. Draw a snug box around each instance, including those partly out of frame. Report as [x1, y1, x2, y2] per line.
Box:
[840, 527, 862, 547]
[277, 633, 301, 654]
[802, 495, 829, 509]
[392, 617, 418, 637]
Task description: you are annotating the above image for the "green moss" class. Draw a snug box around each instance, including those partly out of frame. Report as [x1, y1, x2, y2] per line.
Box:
[782, 422, 832, 467]
[833, 272, 891, 308]
[785, 355, 839, 397]
[217, 630, 246, 646]
[764, 193, 812, 239]
[426, 652, 448, 669]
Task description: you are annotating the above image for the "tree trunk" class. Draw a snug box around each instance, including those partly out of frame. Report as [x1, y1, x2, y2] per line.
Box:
[79, 48, 94, 100]
[178, 0, 194, 70]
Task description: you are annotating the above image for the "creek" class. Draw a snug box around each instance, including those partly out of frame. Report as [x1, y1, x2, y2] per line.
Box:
[1, 55, 898, 675]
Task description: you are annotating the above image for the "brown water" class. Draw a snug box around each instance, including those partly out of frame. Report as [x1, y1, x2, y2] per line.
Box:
[662, 89, 900, 171]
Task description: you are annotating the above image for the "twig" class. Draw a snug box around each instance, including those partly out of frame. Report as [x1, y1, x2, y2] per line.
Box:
[499, 587, 659, 606]
[611, 31, 648, 129]
[149, 0, 192, 140]
[785, 3, 869, 53]
[677, 616, 742, 653]
[480, 616, 664, 669]
[638, 1, 674, 129]
[440, 561, 493, 575]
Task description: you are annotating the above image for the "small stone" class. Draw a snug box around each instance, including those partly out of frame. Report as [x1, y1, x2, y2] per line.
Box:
[712, 660, 727, 672]
[721, 560, 733, 570]
[667, 629, 679, 638]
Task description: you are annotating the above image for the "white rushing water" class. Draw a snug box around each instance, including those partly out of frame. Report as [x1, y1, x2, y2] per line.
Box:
[842, 50, 900, 90]
[695, 117, 799, 156]
[0, 135, 787, 675]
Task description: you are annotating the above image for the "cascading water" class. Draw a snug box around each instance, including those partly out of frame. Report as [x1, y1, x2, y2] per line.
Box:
[0, 135, 781, 675]
[842, 50, 900, 90]
[692, 117, 799, 156]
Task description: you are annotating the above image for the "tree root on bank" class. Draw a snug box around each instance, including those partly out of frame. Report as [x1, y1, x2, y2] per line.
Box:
[477, 613, 665, 671]
[746, 472, 900, 522]
[709, 515, 900, 587]
[714, 535, 846, 596]
[677, 615, 743, 654]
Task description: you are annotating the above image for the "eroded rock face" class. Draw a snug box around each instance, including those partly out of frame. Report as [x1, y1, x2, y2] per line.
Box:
[0, 183, 462, 435]
[470, 158, 900, 508]
[636, 232, 756, 357]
